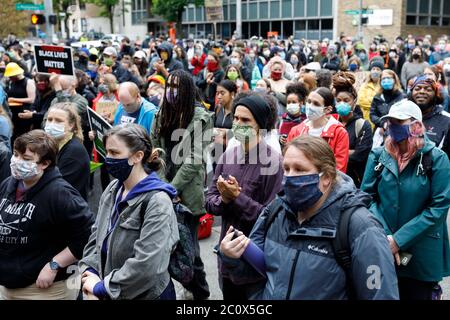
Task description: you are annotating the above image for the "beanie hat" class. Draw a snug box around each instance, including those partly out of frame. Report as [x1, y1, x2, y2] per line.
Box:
[369, 59, 385, 71]
[233, 95, 272, 130]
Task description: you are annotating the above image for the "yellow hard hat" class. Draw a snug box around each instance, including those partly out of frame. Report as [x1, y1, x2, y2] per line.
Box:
[4, 62, 24, 78]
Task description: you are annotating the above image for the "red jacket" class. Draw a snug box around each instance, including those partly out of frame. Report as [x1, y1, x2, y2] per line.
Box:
[287, 116, 350, 173]
[191, 54, 207, 76]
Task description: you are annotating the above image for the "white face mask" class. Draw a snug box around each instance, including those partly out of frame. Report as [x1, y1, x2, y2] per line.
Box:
[287, 103, 300, 115]
[10, 156, 40, 181]
[305, 103, 325, 120]
[230, 57, 240, 65]
[439, 44, 446, 51]
[45, 122, 66, 138]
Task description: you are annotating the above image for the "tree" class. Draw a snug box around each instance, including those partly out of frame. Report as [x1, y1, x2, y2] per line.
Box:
[153, 0, 203, 39]
[0, 0, 30, 38]
[53, 0, 83, 39]
[85, 0, 121, 34]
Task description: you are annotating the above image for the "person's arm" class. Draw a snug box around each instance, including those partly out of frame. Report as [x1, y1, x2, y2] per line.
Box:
[9, 79, 36, 104]
[334, 127, 350, 173]
[360, 150, 393, 235]
[58, 148, 88, 193]
[400, 63, 407, 89]
[205, 160, 231, 217]
[369, 97, 382, 128]
[349, 121, 373, 163]
[393, 151, 450, 250]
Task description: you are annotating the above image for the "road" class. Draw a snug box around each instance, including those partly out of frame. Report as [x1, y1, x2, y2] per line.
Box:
[88, 170, 450, 300]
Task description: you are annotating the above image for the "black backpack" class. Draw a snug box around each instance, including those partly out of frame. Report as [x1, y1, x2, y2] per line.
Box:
[263, 198, 356, 298]
[139, 192, 196, 286]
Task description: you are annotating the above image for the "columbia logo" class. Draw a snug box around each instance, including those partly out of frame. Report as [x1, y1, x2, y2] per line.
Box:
[308, 245, 328, 255]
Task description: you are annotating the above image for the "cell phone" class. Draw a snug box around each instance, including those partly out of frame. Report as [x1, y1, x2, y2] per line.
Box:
[221, 172, 230, 180]
[231, 228, 240, 240]
[400, 252, 413, 266]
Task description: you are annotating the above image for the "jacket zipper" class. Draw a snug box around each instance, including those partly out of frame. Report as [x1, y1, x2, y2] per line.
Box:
[286, 250, 300, 300]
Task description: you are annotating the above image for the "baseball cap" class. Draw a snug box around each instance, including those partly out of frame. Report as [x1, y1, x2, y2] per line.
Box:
[103, 47, 117, 57]
[133, 50, 147, 59]
[304, 62, 321, 72]
[380, 99, 422, 122]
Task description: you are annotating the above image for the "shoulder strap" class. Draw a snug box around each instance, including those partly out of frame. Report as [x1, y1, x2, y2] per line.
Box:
[138, 190, 159, 222]
[263, 198, 284, 239]
[355, 118, 365, 139]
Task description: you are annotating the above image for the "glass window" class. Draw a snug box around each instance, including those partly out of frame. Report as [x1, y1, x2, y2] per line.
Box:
[196, 7, 202, 21]
[432, 0, 441, 14]
[321, 18, 333, 30]
[418, 16, 429, 24]
[230, 4, 236, 19]
[406, 15, 417, 24]
[131, 0, 148, 25]
[188, 8, 195, 21]
[407, 0, 417, 13]
[242, 22, 249, 39]
[321, 0, 333, 16]
[431, 16, 440, 25]
[295, 20, 306, 30]
[443, 17, 450, 25]
[419, 0, 430, 14]
[272, 21, 281, 33]
[444, 0, 450, 14]
[223, 5, 229, 20]
[282, 0, 292, 18]
[308, 19, 319, 30]
[205, 24, 213, 36]
[294, 0, 305, 17]
[183, 10, 187, 22]
[260, 2, 269, 19]
[242, 3, 248, 19]
[283, 20, 293, 38]
[251, 22, 261, 37]
[307, 0, 318, 17]
[271, 1, 280, 18]
[249, 3, 258, 19]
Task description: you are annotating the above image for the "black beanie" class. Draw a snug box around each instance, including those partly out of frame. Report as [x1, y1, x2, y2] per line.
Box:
[233, 95, 271, 130]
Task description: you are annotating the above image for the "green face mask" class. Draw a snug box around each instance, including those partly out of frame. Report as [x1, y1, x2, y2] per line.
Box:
[232, 123, 257, 143]
[104, 58, 114, 67]
[227, 71, 239, 81]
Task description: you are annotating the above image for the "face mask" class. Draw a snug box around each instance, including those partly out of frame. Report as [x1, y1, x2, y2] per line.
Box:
[287, 103, 300, 115]
[380, 51, 387, 56]
[328, 49, 335, 56]
[381, 78, 395, 91]
[290, 56, 299, 65]
[230, 57, 240, 65]
[412, 53, 420, 60]
[408, 44, 415, 50]
[98, 84, 109, 94]
[279, 52, 286, 60]
[249, 53, 256, 59]
[173, 52, 178, 59]
[227, 71, 239, 81]
[36, 82, 47, 92]
[160, 51, 169, 61]
[439, 44, 446, 51]
[104, 58, 114, 67]
[105, 157, 134, 182]
[165, 88, 178, 104]
[283, 173, 323, 213]
[263, 50, 271, 57]
[88, 63, 97, 71]
[336, 102, 352, 117]
[195, 49, 203, 55]
[349, 63, 358, 72]
[305, 103, 325, 121]
[61, 89, 72, 98]
[148, 94, 161, 106]
[207, 61, 218, 71]
[10, 156, 40, 181]
[388, 123, 410, 143]
[254, 87, 266, 93]
[389, 51, 396, 59]
[271, 71, 282, 81]
[45, 122, 65, 138]
[371, 70, 381, 79]
[232, 123, 257, 143]
[292, 46, 300, 52]
[358, 53, 367, 61]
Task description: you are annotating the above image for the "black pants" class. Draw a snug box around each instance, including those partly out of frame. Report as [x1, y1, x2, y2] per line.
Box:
[221, 276, 248, 301]
[183, 218, 210, 300]
[398, 277, 439, 300]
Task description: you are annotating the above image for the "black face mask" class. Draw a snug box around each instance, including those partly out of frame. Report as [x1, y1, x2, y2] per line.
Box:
[380, 51, 387, 56]
[412, 54, 421, 60]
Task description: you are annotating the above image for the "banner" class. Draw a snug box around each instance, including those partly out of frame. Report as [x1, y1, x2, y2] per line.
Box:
[87, 107, 112, 159]
[205, 0, 223, 22]
[95, 100, 119, 122]
[33, 44, 75, 76]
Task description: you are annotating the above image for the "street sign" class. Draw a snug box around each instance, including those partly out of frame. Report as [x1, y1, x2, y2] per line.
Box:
[345, 9, 374, 15]
[16, 3, 45, 11]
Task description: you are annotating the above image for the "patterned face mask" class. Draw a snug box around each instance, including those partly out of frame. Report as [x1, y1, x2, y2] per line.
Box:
[232, 123, 257, 143]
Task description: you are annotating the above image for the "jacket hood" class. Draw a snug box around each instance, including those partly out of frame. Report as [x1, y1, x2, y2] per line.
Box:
[157, 42, 174, 63]
[422, 104, 444, 121]
[6, 167, 62, 200]
[124, 172, 177, 201]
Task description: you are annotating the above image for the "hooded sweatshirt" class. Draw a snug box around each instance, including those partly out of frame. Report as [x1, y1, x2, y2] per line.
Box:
[149, 42, 184, 76]
[0, 167, 94, 289]
[422, 105, 450, 159]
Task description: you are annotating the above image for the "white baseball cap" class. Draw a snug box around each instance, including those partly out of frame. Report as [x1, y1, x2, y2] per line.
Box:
[305, 62, 321, 71]
[133, 50, 147, 59]
[103, 47, 117, 57]
[380, 99, 422, 122]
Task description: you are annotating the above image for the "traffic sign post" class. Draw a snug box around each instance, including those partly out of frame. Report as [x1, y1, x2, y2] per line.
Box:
[345, 9, 374, 15]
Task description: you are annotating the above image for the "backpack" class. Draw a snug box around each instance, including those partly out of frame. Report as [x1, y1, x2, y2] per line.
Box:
[354, 118, 365, 139]
[139, 192, 196, 286]
[263, 197, 356, 298]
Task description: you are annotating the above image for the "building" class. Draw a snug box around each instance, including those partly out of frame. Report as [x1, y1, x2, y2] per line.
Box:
[182, 0, 450, 43]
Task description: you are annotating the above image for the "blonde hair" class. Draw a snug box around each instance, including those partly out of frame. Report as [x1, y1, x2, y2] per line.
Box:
[48, 102, 83, 142]
[377, 70, 402, 94]
[0, 107, 13, 132]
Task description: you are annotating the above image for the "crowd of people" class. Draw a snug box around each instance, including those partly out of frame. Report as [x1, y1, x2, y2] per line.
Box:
[0, 31, 450, 300]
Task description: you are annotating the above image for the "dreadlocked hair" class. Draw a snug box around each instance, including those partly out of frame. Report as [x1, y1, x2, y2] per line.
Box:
[159, 69, 197, 138]
[332, 71, 357, 100]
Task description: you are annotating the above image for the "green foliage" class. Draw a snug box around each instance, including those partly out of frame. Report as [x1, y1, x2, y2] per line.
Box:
[153, 0, 203, 22]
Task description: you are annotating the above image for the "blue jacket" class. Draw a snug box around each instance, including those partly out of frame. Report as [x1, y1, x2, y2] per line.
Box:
[361, 139, 450, 282]
[114, 98, 158, 134]
[222, 173, 399, 300]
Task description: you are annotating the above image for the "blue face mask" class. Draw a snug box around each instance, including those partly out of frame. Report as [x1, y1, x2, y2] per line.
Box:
[301, 104, 306, 114]
[336, 102, 352, 117]
[388, 123, 410, 143]
[381, 78, 395, 91]
[349, 63, 358, 72]
[283, 173, 323, 213]
[105, 157, 134, 182]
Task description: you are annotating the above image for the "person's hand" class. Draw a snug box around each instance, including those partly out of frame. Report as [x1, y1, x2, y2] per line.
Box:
[81, 272, 102, 296]
[130, 64, 140, 75]
[206, 72, 214, 85]
[387, 235, 401, 266]
[18, 110, 34, 119]
[279, 135, 287, 146]
[36, 263, 58, 289]
[49, 73, 60, 89]
[220, 226, 250, 259]
[154, 60, 165, 72]
[215, 128, 227, 145]
[217, 175, 241, 203]
[88, 130, 96, 141]
[100, 111, 111, 121]
[8, 97, 18, 104]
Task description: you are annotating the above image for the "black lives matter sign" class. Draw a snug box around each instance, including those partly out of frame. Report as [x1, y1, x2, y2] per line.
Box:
[34, 45, 75, 76]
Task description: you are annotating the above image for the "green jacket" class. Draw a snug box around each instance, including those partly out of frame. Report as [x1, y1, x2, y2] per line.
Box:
[361, 139, 450, 282]
[151, 106, 213, 216]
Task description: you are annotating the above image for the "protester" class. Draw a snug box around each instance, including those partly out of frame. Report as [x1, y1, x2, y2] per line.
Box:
[196, 51, 225, 109]
[224, 64, 249, 92]
[361, 100, 450, 300]
[101, 47, 140, 85]
[220, 135, 399, 300]
[0, 130, 93, 300]
[401, 47, 430, 89]
[357, 60, 382, 123]
[79, 124, 179, 300]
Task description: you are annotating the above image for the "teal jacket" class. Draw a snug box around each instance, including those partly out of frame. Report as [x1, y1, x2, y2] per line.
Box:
[361, 139, 450, 282]
[114, 98, 158, 134]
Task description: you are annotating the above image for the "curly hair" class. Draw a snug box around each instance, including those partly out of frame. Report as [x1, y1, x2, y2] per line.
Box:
[332, 71, 357, 100]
